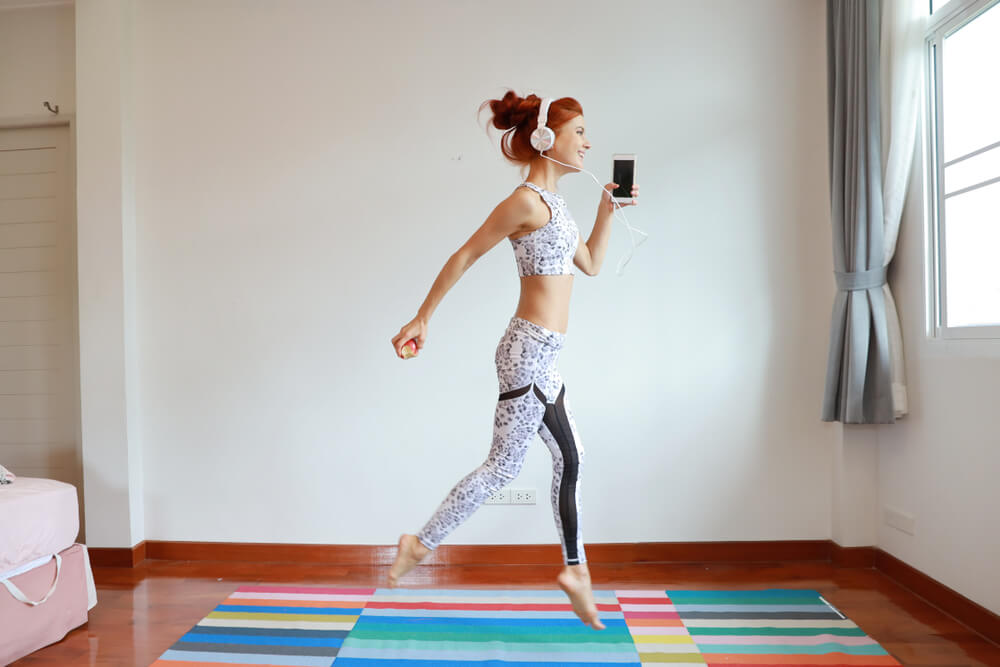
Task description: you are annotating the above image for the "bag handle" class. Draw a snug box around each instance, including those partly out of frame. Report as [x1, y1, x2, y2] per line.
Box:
[1, 553, 62, 606]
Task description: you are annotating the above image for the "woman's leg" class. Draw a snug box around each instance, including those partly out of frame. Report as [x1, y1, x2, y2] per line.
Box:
[534, 377, 604, 630]
[414, 390, 544, 551]
[389, 323, 547, 587]
[387, 392, 544, 587]
[535, 383, 586, 566]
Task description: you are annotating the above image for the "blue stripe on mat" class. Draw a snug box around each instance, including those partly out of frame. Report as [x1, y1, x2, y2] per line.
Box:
[668, 589, 821, 599]
[180, 632, 344, 647]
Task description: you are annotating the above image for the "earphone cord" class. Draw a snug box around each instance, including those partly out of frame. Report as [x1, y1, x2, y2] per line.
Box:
[540, 153, 648, 276]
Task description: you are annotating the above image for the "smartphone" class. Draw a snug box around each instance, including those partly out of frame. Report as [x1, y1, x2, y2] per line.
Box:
[612, 154, 636, 203]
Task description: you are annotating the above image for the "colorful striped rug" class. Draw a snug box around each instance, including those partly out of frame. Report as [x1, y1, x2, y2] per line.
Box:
[151, 585, 902, 666]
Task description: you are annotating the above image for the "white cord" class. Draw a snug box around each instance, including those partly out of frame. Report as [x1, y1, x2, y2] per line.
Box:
[541, 152, 648, 276]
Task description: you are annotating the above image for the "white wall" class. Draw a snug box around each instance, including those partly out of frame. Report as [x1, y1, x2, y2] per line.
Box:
[132, 0, 836, 547]
[875, 111, 1000, 613]
[75, 0, 146, 550]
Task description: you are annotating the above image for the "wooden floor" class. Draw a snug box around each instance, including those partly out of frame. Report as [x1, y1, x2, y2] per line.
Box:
[11, 559, 1000, 666]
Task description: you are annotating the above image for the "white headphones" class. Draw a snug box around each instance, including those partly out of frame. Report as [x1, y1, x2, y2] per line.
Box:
[529, 97, 555, 152]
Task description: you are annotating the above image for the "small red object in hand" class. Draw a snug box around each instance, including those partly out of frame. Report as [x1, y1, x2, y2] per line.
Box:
[401, 339, 417, 359]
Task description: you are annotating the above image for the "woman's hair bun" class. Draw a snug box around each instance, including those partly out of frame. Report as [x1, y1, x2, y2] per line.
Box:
[486, 91, 540, 131]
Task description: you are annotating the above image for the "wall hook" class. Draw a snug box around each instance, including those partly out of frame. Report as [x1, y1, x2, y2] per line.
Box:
[43, 102, 59, 115]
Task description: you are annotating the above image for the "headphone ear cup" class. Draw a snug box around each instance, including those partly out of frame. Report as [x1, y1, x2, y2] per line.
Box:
[530, 126, 555, 152]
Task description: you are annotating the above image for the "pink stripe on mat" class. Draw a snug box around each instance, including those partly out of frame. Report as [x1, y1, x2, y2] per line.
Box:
[624, 611, 680, 619]
[235, 585, 375, 595]
[696, 634, 883, 646]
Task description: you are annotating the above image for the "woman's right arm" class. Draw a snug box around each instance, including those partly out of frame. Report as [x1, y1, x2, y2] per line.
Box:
[392, 192, 533, 358]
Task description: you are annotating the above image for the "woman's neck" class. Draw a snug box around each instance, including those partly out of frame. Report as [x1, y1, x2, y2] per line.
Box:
[525, 158, 567, 192]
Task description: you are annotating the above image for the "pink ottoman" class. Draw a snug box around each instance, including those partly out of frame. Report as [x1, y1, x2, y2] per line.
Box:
[0, 543, 93, 665]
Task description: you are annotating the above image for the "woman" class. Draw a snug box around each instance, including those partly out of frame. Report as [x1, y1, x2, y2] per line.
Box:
[388, 91, 638, 630]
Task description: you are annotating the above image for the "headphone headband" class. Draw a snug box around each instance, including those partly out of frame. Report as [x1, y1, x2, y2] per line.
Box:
[537, 97, 551, 130]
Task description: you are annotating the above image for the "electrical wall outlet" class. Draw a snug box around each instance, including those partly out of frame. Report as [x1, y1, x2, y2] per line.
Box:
[883, 507, 916, 535]
[511, 488, 536, 505]
[484, 488, 510, 505]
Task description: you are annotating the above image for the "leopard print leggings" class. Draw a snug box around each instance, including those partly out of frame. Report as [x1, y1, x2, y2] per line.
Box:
[415, 316, 586, 565]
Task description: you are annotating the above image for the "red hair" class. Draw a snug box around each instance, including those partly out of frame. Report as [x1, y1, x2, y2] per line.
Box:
[480, 91, 584, 166]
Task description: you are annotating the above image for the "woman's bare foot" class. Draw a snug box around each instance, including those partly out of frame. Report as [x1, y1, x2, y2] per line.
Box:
[556, 564, 605, 630]
[388, 534, 431, 587]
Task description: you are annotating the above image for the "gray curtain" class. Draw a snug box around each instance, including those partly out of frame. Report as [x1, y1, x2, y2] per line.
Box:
[823, 0, 894, 424]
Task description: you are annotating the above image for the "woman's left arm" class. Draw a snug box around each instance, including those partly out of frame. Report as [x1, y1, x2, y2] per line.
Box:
[573, 182, 639, 276]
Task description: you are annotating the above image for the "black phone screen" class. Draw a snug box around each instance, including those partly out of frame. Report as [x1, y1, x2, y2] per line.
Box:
[613, 159, 634, 198]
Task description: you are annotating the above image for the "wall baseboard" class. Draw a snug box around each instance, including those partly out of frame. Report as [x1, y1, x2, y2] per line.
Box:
[85, 539, 998, 647]
[875, 548, 999, 649]
[141, 539, 832, 566]
[87, 540, 146, 568]
[84, 539, 836, 567]
[830, 541, 877, 568]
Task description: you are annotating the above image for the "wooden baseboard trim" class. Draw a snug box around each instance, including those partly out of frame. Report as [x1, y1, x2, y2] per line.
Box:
[875, 548, 1000, 647]
[140, 539, 833, 567]
[87, 540, 146, 568]
[830, 542, 876, 568]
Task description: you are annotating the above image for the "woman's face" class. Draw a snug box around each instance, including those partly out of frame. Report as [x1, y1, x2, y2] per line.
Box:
[552, 114, 590, 170]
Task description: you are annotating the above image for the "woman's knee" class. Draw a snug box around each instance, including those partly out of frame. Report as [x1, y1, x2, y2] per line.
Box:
[479, 454, 523, 487]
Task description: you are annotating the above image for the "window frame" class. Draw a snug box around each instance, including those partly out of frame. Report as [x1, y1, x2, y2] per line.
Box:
[925, 0, 1000, 339]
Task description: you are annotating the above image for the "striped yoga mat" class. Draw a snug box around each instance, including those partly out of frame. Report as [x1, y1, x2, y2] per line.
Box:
[151, 585, 902, 666]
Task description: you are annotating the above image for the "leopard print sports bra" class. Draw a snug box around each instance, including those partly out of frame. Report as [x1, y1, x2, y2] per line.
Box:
[510, 182, 580, 277]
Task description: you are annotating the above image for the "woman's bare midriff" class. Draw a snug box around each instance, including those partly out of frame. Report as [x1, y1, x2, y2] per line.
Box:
[514, 274, 574, 334]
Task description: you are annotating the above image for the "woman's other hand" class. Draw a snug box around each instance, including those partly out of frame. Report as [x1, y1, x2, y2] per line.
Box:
[392, 316, 428, 359]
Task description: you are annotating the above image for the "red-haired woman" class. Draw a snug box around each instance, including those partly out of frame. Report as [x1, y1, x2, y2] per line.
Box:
[389, 91, 639, 630]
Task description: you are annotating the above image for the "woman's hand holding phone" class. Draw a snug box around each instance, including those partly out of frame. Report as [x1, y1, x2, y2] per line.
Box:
[610, 153, 639, 209]
[602, 182, 639, 214]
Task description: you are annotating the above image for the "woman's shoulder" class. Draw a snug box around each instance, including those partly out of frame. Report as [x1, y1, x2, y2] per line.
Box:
[501, 186, 552, 239]
[506, 186, 549, 218]
[507, 184, 536, 203]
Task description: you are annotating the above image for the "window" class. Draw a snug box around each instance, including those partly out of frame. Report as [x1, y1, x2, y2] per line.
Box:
[927, 0, 1000, 338]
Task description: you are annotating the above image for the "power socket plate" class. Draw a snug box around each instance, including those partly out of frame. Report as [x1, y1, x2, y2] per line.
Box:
[511, 488, 536, 505]
[484, 488, 510, 505]
[883, 506, 915, 535]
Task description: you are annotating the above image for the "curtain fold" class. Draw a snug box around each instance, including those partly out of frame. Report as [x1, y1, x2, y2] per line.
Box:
[823, 0, 894, 424]
[879, 0, 926, 418]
